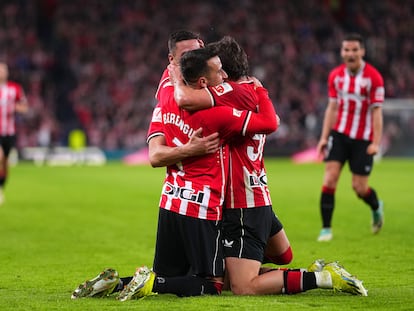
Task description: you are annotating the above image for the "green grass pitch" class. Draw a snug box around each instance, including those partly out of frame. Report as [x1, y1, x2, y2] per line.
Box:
[0, 158, 413, 310]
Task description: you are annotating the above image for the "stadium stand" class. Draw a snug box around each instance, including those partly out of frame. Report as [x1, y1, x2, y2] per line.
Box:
[0, 0, 413, 156]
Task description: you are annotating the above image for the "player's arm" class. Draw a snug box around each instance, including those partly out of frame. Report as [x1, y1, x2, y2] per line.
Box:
[203, 88, 277, 140]
[367, 106, 383, 155]
[243, 87, 278, 135]
[15, 88, 29, 113]
[210, 86, 277, 137]
[168, 63, 213, 111]
[317, 98, 337, 157]
[148, 135, 188, 168]
[318, 69, 339, 157]
[148, 129, 220, 168]
[367, 71, 385, 155]
[147, 103, 219, 167]
[248, 76, 263, 88]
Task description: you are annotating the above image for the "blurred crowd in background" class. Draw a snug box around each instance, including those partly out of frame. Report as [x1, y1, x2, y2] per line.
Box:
[1, 0, 413, 156]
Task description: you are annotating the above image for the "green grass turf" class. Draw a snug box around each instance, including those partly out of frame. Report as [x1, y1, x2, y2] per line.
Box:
[0, 158, 413, 310]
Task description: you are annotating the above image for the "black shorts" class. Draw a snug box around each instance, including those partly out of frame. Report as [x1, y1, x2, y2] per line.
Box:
[325, 130, 373, 176]
[0, 135, 16, 157]
[222, 206, 283, 262]
[153, 208, 224, 278]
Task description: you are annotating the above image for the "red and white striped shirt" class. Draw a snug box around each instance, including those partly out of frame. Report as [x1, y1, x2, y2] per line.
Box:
[328, 62, 384, 141]
[207, 81, 273, 209]
[0, 81, 25, 136]
[147, 68, 170, 142]
[154, 68, 170, 102]
[147, 82, 276, 220]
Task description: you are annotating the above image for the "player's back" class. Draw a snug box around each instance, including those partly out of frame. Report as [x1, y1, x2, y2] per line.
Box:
[207, 81, 273, 209]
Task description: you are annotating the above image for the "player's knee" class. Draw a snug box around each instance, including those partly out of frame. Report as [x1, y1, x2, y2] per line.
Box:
[228, 274, 259, 295]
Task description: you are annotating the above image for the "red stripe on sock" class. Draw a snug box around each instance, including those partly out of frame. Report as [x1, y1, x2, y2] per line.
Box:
[322, 186, 335, 195]
[286, 271, 303, 294]
[213, 281, 223, 294]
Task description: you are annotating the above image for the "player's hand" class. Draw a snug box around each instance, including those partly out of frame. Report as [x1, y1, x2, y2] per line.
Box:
[367, 143, 379, 155]
[168, 63, 182, 85]
[316, 138, 328, 159]
[185, 128, 220, 156]
[248, 76, 263, 88]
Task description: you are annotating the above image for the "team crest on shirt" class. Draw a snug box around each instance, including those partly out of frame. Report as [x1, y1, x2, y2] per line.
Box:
[211, 82, 233, 96]
[151, 107, 162, 122]
[360, 78, 370, 88]
[336, 77, 344, 84]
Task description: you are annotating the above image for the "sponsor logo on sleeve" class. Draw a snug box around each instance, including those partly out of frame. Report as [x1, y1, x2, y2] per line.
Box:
[374, 87, 385, 101]
[151, 107, 162, 122]
[232, 108, 243, 117]
[211, 82, 233, 96]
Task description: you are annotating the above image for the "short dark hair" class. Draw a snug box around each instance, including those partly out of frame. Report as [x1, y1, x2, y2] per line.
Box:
[168, 30, 201, 54]
[207, 36, 249, 80]
[343, 33, 365, 48]
[180, 47, 216, 85]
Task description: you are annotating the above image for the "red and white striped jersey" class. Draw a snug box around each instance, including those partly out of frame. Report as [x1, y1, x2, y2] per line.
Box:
[147, 68, 170, 142]
[328, 62, 384, 141]
[146, 102, 163, 142]
[147, 83, 275, 220]
[154, 68, 170, 101]
[0, 81, 25, 136]
[207, 81, 274, 209]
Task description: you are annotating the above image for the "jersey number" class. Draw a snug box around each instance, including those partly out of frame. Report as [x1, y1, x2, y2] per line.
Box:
[247, 134, 265, 162]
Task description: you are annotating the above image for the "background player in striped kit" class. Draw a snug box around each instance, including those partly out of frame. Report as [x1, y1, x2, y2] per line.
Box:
[316, 33, 385, 242]
[0, 62, 28, 205]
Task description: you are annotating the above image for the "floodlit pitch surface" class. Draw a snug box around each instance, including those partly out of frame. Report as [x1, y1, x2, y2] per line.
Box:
[0, 158, 412, 310]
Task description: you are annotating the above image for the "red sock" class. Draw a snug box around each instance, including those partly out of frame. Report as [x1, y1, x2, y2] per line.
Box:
[213, 281, 223, 294]
[322, 185, 335, 195]
[283, 270, 303, 294]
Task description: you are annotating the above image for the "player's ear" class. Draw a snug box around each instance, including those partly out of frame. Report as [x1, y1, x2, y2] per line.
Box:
[168, 53, 174, 64]
[199, 77, 208, 88]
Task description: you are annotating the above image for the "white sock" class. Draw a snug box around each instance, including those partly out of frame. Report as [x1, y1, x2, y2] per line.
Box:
[315, 271, 333, 289]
